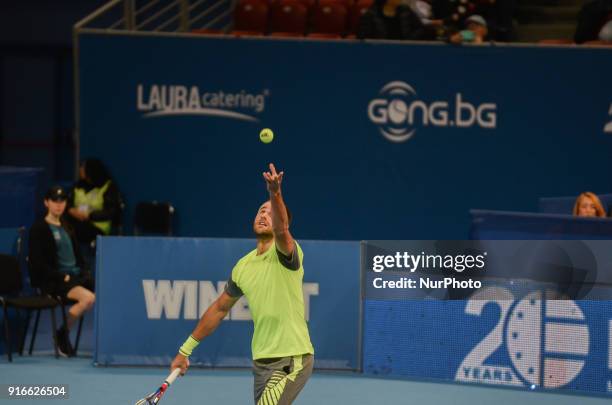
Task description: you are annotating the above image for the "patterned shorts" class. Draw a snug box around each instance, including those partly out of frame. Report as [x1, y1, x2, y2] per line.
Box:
[252, 354, 314, 405]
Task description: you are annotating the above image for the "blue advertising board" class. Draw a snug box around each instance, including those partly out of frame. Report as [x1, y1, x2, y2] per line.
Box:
[363, 296, 612, 396]
[94, 237, 360, 370]
[78, 33, 612, 240]
[362, 240, 612, 396]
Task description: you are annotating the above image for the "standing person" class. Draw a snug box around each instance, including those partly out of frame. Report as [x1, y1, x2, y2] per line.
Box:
[66, 158, 121, 246]
[171, 163, 314, 405]
[28, 186, 96, 357]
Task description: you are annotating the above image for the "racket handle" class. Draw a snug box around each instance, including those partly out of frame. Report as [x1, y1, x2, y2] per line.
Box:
[166, 368, 182, 385]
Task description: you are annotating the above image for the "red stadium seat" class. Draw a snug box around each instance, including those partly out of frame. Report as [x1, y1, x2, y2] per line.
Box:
[233, 0, 269, 35]
[269, 0, 308, 36]
[308, 1, 348, 37]
[347, 0, 372, 37]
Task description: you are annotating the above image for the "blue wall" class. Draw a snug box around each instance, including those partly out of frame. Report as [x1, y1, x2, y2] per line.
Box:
[0, 1, 106, 181]
[79, 33, 612, 239]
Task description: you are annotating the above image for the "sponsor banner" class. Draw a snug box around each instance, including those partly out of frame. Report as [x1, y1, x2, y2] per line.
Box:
[367, 81, 497, 142]
[363, 298, 612, 395]
[94, 237, 360, 369]
[136, 84, 269, 121]
[79, 34, 612, 240]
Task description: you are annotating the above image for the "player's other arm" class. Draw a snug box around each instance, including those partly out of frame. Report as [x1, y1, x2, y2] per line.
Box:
[263, 163, 295, 257]
[170, 291, 238, 374]
[190, 291, 237, 342]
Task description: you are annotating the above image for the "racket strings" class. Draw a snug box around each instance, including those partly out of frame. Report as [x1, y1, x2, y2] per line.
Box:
[135, 390, 160, 405]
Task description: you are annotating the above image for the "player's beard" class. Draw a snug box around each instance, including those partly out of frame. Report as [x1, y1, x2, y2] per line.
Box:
[253, 227, 273, 240]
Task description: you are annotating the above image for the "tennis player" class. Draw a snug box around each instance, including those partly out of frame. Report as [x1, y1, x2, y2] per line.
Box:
[171, 163, 314, 405]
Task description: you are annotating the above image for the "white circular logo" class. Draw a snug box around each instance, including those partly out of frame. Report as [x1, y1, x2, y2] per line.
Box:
[505, 291, 589, 388]
[367, 81, 417, 143]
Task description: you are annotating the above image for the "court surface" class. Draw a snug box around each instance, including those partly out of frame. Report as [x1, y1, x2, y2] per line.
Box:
[1, 355, 610, 405]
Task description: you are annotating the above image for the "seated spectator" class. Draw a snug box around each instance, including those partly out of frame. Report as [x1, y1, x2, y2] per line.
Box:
[357, 0, 427, 40]
[573, 192, 607, 218]
[449, 14, 488, 44]
[574, 0, 612, 44]
[66, 159, 121, 246]
[28, 186, 95, 357]
[407, 0, 444, 39]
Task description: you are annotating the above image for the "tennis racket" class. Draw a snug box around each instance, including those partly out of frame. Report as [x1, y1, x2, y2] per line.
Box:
[134, 368, 182, 405]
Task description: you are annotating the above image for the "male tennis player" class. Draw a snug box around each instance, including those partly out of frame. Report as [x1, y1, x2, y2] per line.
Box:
[171, 163, 314, 405]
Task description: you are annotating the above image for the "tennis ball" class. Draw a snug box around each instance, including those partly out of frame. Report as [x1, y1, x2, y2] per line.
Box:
[259, 128, 274, 144]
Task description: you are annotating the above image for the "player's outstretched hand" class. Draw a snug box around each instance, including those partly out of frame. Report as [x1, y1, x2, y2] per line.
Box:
[263, 163, 284, 194]
[171, 354, 190, 376]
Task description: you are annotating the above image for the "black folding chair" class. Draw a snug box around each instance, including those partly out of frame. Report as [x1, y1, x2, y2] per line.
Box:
[0, 254, 60, 361]
[25, 256, 87, 357]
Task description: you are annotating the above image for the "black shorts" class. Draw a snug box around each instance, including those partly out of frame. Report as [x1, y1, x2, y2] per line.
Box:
[50, 274, 95, 300]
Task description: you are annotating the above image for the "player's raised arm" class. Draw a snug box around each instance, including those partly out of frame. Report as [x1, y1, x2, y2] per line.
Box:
[263, 163, 295, 257]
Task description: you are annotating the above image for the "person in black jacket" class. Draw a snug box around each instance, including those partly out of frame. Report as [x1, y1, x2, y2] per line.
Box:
[66, 158, 121, 245]
[358, 0, 431, 40]
[29, 186, 95, 357]
[574, 0, 612, 44]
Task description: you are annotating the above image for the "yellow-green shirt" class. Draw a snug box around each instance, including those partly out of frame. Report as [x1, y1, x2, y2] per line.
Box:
[226, 241, 314, 360]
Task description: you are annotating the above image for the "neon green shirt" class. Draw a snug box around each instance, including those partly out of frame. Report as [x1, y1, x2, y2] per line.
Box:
[73, 180, 112, 234]
[227, 241, 314, 360]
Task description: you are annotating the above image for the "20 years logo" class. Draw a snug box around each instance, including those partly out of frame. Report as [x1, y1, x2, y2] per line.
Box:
[456, 287, 590, 389]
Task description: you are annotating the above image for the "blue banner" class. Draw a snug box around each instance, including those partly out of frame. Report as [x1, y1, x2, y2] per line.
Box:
[79, 33, 612, 240]
[94, 237, 360, 369]
[363, 296, 612, 396]
[0, 167, 44, 229]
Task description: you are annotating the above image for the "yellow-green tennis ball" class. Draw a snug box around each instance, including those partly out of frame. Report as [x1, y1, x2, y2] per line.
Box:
[259, 128, 274, 144]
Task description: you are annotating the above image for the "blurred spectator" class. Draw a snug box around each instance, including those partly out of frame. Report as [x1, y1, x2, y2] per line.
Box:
[357, 0, 427, 40]
[573, 192, 607, 218]
[28, 186, 95, 357]
[574, 0, 612, 44]
[598, 19, 612, 41]
[449, 14, 488, 44]
[66, 159, 121, 246]
[432, 0, 515, 41]
[406, 0, 444, 39]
